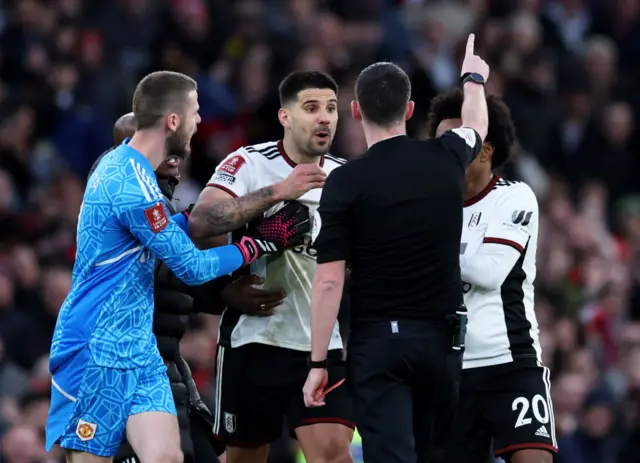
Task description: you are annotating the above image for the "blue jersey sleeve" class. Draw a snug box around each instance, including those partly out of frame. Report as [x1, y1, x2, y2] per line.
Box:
[172, 211, 189, 233]
[115, 158, 243, 285]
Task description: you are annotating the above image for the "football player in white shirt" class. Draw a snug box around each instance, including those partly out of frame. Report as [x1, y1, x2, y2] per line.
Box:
[189, 72, 354, 463]
[425, 89, 556, 463]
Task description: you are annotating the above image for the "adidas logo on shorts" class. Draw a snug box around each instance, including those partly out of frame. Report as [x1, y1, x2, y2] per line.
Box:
[535, 425, 550, 438]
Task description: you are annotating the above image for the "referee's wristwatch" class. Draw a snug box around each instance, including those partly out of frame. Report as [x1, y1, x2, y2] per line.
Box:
[460, 72, 485, 86]
[307, 356, 328, 370]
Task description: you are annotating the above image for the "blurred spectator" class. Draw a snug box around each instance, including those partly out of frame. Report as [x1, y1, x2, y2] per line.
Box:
[556, 388, 620, 463]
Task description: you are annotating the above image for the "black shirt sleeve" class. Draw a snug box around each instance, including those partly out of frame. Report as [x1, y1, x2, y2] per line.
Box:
[313, 168, 351, 264]
[438, 127, 483, 168]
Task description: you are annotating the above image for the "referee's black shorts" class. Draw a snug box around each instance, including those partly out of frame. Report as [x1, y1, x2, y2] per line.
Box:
[347, 318, 462, 463]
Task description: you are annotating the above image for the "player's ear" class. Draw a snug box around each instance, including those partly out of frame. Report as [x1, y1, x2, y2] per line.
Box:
[405, 101, 415, 121]
[166, 113, 180, 133]
[278, 108, 290, 129]
[351, 101, 362, 121]
[480, 143, 494, 163]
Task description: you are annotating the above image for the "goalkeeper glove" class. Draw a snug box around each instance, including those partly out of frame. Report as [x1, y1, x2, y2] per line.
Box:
[234, 201, 310, 265]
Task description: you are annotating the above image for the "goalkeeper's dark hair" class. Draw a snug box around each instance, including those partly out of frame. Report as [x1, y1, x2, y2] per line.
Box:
[425, 88, 516, 169]
[132, 71, 197, 130]
[278, 71, 338, 106]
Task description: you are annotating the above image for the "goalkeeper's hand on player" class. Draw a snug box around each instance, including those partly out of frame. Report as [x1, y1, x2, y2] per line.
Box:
[234, 201, 310, 265]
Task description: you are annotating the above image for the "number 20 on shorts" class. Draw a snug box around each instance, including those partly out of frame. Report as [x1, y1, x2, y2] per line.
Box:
[512, 394, 550, 428]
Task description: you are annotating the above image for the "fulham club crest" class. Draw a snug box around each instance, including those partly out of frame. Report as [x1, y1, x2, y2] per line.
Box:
[224, 412, 236, 433]
[468, 212, 482, 229]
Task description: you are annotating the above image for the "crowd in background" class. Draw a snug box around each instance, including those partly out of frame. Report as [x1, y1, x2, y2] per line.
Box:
[0, 0, 640, 461]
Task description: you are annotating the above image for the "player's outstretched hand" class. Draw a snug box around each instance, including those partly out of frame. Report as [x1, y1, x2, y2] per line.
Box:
[275, 164, 326, 200]
[460, 34, 489, 81]
[234, 201, 311, 265]
[222, 275, 285, 316]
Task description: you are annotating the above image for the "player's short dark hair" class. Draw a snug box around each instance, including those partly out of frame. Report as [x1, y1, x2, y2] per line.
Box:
[132, 71, 197, 130]
[425, 88, 516, 169]
[278, 71, 338, 106]
[355, 62, 411, 127]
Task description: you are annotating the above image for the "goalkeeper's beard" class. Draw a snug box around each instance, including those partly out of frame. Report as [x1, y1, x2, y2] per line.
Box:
[166, 129, 191, 160]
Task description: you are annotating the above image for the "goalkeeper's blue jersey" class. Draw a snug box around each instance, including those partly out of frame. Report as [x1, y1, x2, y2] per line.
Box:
[49, 141, 243, 371]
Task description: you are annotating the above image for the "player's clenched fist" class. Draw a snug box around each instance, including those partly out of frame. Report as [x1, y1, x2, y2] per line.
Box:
[275, 164, 327, 200]
[460, 34, 490, 81]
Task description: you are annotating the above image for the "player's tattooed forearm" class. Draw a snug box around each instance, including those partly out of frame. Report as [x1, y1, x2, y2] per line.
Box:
[201, 186, 279, 235]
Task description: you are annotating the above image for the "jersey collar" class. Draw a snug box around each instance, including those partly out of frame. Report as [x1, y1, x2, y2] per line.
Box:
[278, 140, 325, 168]
[121, 138, 154, 172]
[464, 175, 500, 207]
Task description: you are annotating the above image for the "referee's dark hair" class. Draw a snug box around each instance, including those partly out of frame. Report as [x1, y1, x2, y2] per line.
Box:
[355, 62, 411, 127]
[425, 88, 516, 169]
[278, 71, 338, 106]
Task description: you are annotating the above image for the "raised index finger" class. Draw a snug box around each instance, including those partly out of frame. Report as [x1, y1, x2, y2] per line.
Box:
[466, 34, 475, 56]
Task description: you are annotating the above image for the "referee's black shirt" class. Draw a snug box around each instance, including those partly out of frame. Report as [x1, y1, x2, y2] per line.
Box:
[313, 129, 482, 324]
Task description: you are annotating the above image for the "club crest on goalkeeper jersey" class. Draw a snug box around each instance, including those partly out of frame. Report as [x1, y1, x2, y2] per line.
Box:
[460, 177, 542, 369]
[208, 140, 346, 352]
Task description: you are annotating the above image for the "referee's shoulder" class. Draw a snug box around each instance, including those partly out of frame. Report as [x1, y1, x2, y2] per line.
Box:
[408, 136, 441, 150]
[325, 153, 359, 179]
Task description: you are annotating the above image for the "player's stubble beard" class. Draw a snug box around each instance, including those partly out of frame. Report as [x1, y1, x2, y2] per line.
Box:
[166, 124, 192, 161]
[294, 129, 333, 159]
[158, 124, 192, 179]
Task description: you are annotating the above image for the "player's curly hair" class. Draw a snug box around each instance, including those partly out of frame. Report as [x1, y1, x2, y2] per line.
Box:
[425, 88, 517, 169]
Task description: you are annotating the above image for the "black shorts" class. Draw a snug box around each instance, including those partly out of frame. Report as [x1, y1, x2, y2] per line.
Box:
[212, 343, 355, 447]
[445, 362, 558, 462]
[348, 319, 462, 463]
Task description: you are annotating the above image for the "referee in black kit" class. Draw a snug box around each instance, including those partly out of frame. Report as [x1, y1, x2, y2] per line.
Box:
[302, 35, 490, 463]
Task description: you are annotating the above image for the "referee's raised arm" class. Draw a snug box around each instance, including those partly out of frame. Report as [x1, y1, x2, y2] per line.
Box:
[438, 34, 490, 169]
[303, 36, 491, 463]
[460, 34, 490, 142]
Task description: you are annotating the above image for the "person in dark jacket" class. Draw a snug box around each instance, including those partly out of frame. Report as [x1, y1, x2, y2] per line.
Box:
[99, 114, 288, 463]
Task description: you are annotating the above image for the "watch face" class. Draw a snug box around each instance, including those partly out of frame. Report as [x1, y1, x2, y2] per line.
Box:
[463, 73, 484, 84]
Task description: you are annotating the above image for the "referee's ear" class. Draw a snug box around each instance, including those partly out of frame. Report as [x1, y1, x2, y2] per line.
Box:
[405, 101, 415, 121]
[351, 101, 362, 121]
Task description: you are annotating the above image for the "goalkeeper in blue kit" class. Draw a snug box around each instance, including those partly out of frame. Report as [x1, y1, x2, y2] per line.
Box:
[45, 71, 310, 463]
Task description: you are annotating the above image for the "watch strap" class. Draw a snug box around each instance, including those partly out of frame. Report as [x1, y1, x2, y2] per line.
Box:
[307, 357, 328, 369]
[460, 72, 485, 86]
